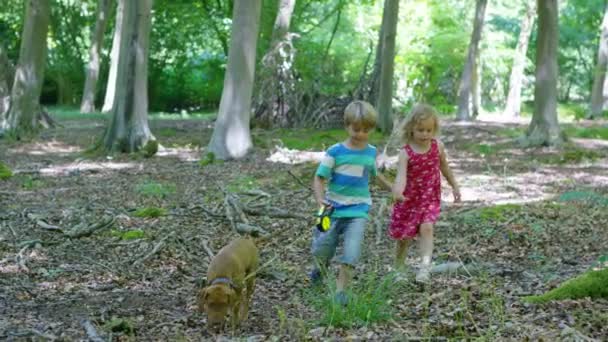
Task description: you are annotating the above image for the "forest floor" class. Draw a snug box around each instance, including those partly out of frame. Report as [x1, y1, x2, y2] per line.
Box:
[1, 112, 607, 341]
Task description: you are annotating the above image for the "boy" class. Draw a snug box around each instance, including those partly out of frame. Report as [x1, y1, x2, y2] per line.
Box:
[310, 100, 390, 305]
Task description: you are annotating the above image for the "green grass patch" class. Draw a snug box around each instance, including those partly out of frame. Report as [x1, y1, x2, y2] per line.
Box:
[520, 102, 585, 122]
[20, 175, 44, 190]
[135, 181, 176, 199]
[540, 147, 602, 165]
[303, 272, 397, 328]
[563, 125, 608, 140]
[47, 106, 216, 121]
[227, 175, 260, 192]
[478, 203, 522, 222]
[133, 207, 167, 218]
[524, 269, 608, 303]
[0, 161, 12, 180]
[255, 128, 385, 151]
[199, 152, 216, 167]
[558, 190, 608, 206]
[112, 229, 146, 240]
[496, 127, 525, 138]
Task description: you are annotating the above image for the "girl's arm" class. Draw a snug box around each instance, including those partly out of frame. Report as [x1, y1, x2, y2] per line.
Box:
[312, 175, 328, 207]
[391, 149, 408, 202]
[438, 140, 461, 202]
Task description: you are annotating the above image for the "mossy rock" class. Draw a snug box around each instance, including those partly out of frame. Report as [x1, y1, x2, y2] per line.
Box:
[524, 268, 608, 303]
[0, 162, 12, 180]
[133, 207, 167, 218]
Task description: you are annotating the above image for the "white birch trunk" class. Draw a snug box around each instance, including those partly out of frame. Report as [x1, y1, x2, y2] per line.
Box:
[101, 0, 124, 113]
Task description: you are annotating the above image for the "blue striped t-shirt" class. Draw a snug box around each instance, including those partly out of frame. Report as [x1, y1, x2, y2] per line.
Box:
[316, 143, 377, 218]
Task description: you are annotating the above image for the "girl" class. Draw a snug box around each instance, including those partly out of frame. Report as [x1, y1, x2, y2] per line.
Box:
[389, 104, 461, 284]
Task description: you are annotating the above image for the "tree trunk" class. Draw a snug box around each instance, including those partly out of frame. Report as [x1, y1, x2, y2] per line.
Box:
[101, 0, 124, 113]
[254, 0, 296, 128]
[207, 0, 262, 160]
[80, 0, 112, 113]
[367, 0, 389, 106]
[1, 0, 51, 138]
[102, 0, 155, 153]
[456, 0, 487, 121]
[589, 4, 608, 119]
[0, 43, 13, 125]
[504, 2, 535, 118]
[524, 0, 563, 146]
[472, 52, 481, 118]
[376, 0, 399, 134]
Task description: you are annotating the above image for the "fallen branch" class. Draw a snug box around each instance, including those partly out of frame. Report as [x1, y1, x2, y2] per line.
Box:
[64, 215, 115, 238]
[236, 223, 268, 237]
[79, 319, 105, 342]
[132, 232, 175, 266]
[242, 205, 307, 219]
[201, 239, 214, 259]
[35, 220, 62, 231]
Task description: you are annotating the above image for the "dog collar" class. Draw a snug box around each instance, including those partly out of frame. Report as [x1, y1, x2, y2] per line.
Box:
[209, 277, 238, 290]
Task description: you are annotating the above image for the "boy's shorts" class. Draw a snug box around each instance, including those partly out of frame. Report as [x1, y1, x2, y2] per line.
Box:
[311, 217, 367, 266]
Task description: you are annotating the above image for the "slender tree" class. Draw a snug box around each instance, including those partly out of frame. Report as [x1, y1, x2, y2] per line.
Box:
[0, 43, 12, 123]
[102, 0, 155, 152]
[367, 0, 389, 106]
[376, 0, 399, 133]
[101, 0, 124, 113]
[589, 3, 608, 119]
[456, 0, 487, 121]
[254, 0, 297, 127]
[1, 0, 51, 138]
[524, 0, 563, 146]
[207, 0, 263, 159]
[80, 0, 113, 113]
[504, 2, 535, 118]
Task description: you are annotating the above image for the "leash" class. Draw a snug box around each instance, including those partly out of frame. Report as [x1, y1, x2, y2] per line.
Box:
[242, 233, 309, 282]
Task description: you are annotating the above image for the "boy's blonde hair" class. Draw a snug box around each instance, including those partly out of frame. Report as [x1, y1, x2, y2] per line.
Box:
[344, 100, 377, 129]
[401, 103, 439, 143]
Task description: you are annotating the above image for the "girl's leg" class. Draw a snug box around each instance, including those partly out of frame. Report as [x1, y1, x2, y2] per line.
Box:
[394, 239, 410, 271]
[416, 223, 434, 283]
[336, 264, 353, 293]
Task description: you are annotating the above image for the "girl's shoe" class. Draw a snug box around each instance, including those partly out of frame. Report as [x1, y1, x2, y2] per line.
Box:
[334, 291, 348, 306]
[415, 265, 431, 284]
[309, 268, 322, 286]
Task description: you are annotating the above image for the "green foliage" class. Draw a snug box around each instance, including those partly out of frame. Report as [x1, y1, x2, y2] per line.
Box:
[478, 204, 522, 222]
[558, 190, 608, 206]
[524, 269, 608, 303]
[21, 176, 44, 190]
[105, 317, 135, 334]
[258, 128, 384, 151]
[541, 148, 602, 165]
[0, 161, 12, 180]
[563, 126, 608, 140]
[141, 140, 158, 158]
[133, 207, 167, 218]
[304, 272, 396, 328]
[199, 152, 216, 167]
[227, 176, 260, 193]
[135, 181, 176, 199]
[112, 229, 146, 240]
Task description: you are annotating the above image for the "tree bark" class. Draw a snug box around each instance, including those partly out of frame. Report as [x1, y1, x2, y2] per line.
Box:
[456, 0, 487, 121]
[504, 2, 535, 118]
[254, 0, 296, 127]
[207, 0, 262, 159]
[80, 0, 112, 113]
[101, 0, 124, 113]
[589, 4, 608, 119]
[0, 43, 13, 124]
[367, 0, 389, 107]
[102, 0, 155, 152]
[524, 0, 563, 146]
[1, 0, 51, 138]
[376, 0, 399, 134]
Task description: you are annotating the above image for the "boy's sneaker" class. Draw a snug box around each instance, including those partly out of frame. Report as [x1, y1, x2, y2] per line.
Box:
[309, 268, 323, 286]
[334, 291, 348, 306]
[415, 265, 431, 284]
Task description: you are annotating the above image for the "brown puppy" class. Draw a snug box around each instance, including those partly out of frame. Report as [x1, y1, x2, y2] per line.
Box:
[197, 237, 258, 330]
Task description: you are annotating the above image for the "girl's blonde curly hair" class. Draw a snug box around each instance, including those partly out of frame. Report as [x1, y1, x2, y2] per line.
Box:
[400, 103, 439, 143]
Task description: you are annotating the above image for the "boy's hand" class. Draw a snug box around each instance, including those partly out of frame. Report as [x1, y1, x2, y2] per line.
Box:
[453, 187, 461, 203]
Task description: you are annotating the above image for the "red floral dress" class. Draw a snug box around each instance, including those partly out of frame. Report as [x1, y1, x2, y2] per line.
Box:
[389, 139, 441, 240]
